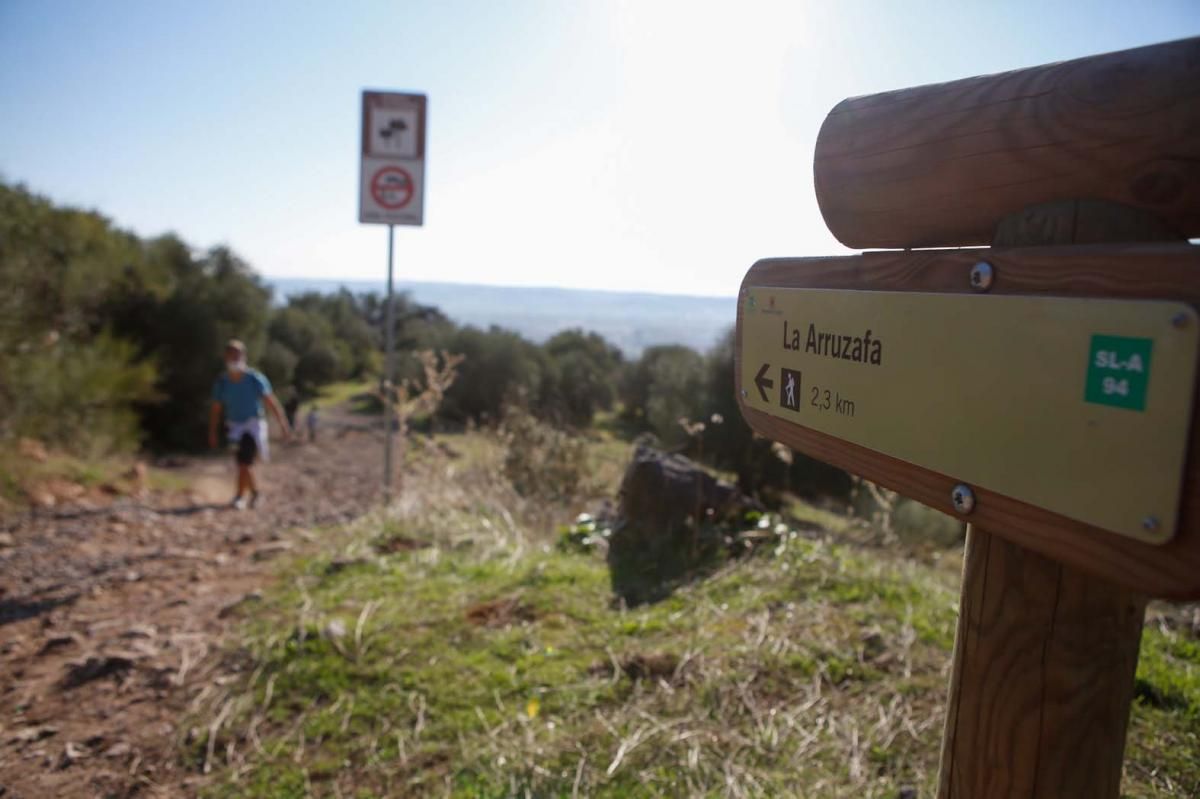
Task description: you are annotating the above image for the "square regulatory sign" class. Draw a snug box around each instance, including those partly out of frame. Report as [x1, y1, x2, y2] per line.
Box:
[359, 91, 426, 226]
[360, 157, 424, 226]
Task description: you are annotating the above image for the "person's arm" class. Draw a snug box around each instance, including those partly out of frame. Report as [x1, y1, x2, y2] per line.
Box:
[265, 393, 292, 440]
[208, 401, 222, 449]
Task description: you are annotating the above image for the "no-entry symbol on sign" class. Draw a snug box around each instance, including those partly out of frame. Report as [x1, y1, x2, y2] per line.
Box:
[370, 166, 414, 210]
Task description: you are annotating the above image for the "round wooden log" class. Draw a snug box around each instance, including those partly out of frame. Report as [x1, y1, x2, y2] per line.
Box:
[814, 37, 1200, 249]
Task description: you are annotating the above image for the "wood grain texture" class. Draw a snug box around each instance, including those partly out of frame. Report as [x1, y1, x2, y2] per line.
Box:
[735, 244, 1200, 598]
[936, 531, 1145, 798]
[813, 37, 1200, 249]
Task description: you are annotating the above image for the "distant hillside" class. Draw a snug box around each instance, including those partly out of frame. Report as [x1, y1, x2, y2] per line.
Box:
[270, 278, 735, 357]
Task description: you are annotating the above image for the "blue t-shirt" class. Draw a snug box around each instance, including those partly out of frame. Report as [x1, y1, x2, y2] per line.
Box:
[212, 368, 272, 423]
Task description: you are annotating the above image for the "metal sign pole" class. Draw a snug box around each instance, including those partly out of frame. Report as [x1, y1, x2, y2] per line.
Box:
[384, 223, 395, 501]
[359, 89, 425, 502]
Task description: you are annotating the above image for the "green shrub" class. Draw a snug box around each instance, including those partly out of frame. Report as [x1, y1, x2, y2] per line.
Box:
[541, 329, 624, 427]
[259, 340, 299, 390]
[499, 406, 587, 502]
[442, 327, 550, 422]
[0, 332, 157, 455]
[130, 244, 272, 450]
[620, 345, 705, 445]
[294, 344, 341, 392]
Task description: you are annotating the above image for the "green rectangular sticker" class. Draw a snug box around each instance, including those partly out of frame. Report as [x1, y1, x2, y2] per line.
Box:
[1085, 335, 1153, 411]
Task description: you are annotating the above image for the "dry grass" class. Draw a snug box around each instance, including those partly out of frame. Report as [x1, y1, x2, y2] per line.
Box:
[191, 430, 1200, 799]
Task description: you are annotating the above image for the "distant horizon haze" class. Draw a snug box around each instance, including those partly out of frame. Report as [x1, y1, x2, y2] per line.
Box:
[269, 276, 736, 357]
[268, 273, 738, 301]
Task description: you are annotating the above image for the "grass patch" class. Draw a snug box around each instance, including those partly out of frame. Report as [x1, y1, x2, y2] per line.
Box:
[0, 445, 182, 508]
[316, 379, 377, 413]
[200, 518, 962, 796]
[197, 435, 1200, 798]
[1126, 620, 1200, 798]
[785, 495, 854, 535]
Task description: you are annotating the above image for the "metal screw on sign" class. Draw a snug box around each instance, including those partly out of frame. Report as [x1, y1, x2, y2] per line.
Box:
[1143, 516, 1160, 533]
[1171, 312, 1190, 329]
[740, 389, 749, 399]
[969, 261, 994, 292]
[951, 483, 976, 514]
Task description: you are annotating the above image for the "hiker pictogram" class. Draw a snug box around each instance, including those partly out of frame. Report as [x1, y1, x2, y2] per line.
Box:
[780, 368, 802, 411]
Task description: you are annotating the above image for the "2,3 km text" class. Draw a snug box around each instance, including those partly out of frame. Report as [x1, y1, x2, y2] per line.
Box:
[811, 384, 855, 417]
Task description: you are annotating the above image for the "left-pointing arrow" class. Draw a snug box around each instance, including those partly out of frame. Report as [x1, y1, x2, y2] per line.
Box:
[754, 363, 773, 402]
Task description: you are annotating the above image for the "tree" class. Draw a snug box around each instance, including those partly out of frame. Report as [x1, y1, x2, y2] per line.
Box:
[259, 340, 299, 390]
[0, 185, 163, 452]
[542, 328, 623, 426]
[621, 345, 705, 446]
[135, 245, 272, 450]
[294, 344, 341, 392]
[441, 326, 549, 421]
[283, 290, 378, 378]
[268, 306, 332, 360]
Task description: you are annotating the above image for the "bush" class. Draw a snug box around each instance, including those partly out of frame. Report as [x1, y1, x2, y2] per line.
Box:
[294, 344, 340, 393]
[0, 182, 468, 453]
[620, 345, 705, 446]
[283, 290, 377, 379]
[541, 329, 624, 427]
[131, 244, 272, 451]
[499, 406, 587, 502]
[267, 306, 332, 363]
[259, 340, 299, 390]
[0, 332, 157, 455]
[442, 327, 549, 422]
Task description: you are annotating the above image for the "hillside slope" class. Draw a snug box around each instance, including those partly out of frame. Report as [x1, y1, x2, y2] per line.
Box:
[195, 433, 1200, 799]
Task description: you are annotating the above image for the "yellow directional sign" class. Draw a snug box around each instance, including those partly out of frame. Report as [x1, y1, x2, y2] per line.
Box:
[740, 288, 1199, 544]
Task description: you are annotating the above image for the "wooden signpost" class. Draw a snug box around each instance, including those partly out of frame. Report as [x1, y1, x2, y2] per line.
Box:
[736, 37, 1200, 798]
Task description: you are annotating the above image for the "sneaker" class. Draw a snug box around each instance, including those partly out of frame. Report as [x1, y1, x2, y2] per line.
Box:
[230, 495, 248, 511]
[248, 490, 260, 509]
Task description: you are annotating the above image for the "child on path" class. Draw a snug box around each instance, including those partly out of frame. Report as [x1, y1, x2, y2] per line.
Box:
[306, 405, 319, 443]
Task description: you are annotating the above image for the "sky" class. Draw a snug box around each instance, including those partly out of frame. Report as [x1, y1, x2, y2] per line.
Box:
[2, 1, 1198, 297]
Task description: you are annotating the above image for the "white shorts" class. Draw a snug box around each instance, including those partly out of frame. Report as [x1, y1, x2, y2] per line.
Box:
[227, 418, 269, 463]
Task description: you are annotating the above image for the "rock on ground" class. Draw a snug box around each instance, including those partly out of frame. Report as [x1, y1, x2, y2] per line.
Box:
[608, 445, 758, 606]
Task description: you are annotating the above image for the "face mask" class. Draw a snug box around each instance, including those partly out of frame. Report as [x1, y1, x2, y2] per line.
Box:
[226, 359, 246, 375]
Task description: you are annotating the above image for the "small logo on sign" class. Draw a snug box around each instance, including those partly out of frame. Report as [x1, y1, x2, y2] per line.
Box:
[1085, 334, 1153, 411]
[780, 368, 802, 411]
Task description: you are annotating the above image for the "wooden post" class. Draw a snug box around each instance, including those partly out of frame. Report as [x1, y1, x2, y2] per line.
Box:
[939, 531, 1146, 797]
[936, 200, 1177, 798]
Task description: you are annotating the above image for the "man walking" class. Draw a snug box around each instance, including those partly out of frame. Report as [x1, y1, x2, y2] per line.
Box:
[208, 339, 292, 510]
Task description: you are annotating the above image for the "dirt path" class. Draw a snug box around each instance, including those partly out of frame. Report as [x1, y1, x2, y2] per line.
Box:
[0, 410, 387, 798]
